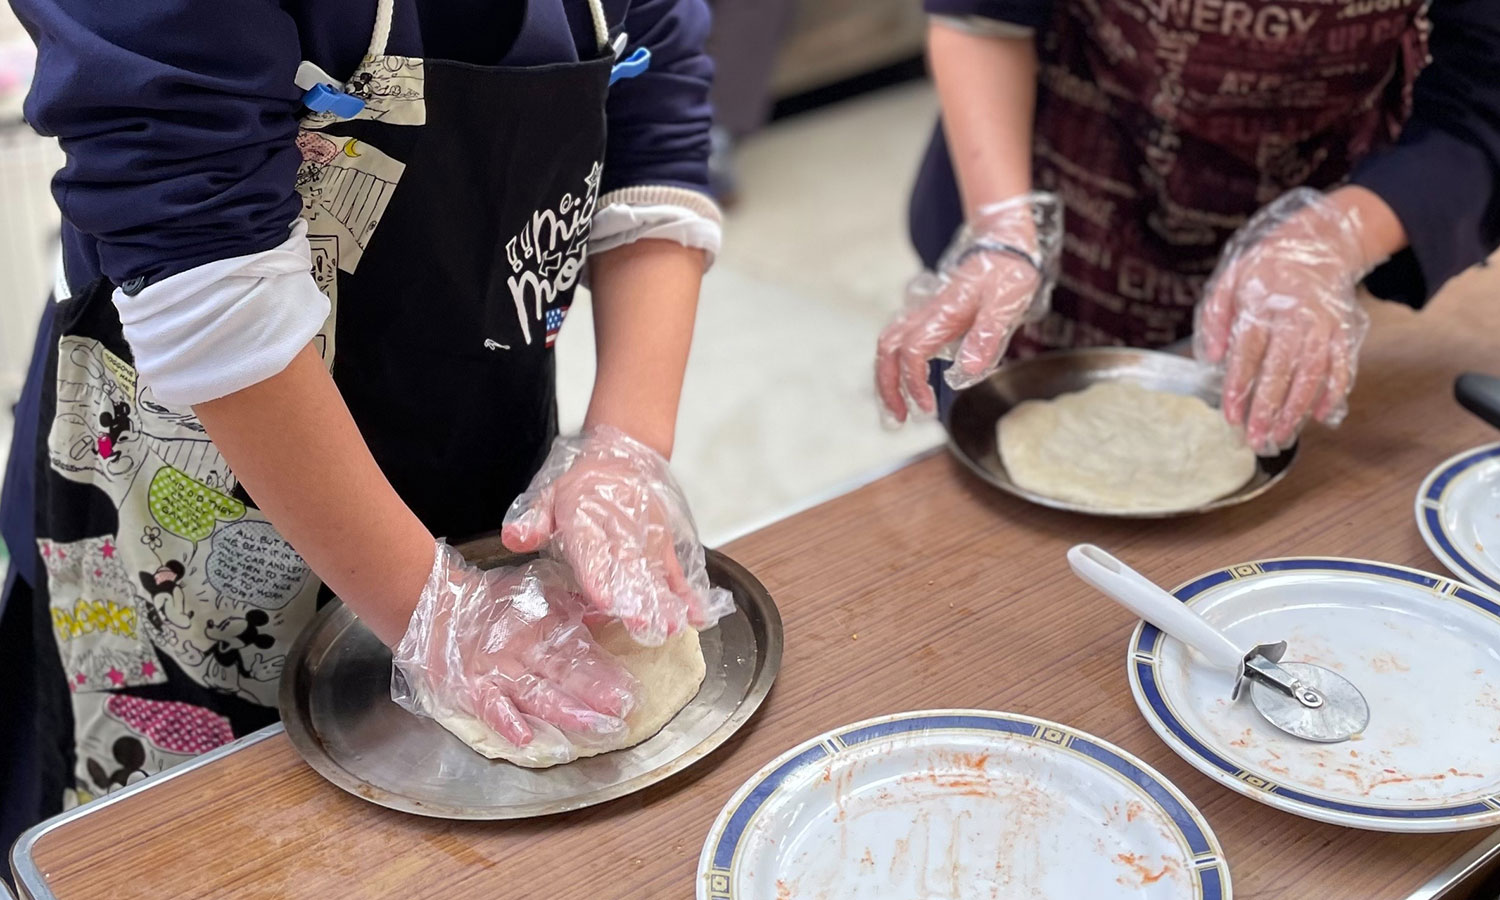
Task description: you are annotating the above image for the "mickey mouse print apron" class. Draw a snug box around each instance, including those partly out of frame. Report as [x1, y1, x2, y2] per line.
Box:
[20, 0, 618, 810]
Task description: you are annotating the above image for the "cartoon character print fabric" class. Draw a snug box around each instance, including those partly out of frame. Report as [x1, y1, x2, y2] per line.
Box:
[40, 335, 318, 807]
[65, 694, 236, 807]
[294, 54, 426, 366]
[31, 7, 614, 808]
[35, 51, 439, 788]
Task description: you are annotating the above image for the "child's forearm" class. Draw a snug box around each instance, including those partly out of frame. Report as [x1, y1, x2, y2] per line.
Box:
[583, 239, 705, 459]
[192, 343, 434, 645]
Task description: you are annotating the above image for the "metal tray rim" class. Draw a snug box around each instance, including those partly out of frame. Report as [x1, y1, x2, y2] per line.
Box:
[943, 347, 1297, 518]
[278, 547, 783, 820]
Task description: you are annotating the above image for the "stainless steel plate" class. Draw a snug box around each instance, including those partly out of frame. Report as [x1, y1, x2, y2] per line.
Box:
[943, 347, 1297, 517]
[278, 536, 782, 819]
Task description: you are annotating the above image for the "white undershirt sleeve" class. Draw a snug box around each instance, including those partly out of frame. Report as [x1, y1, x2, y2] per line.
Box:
[588, 185, 724, 267]
[113, 219, 330, 407]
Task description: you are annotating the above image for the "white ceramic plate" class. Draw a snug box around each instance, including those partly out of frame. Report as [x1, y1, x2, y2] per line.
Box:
[1416, 443, 1500, 595]
[1130, 558, 1500, 832]
[698, 709, 1230, 900]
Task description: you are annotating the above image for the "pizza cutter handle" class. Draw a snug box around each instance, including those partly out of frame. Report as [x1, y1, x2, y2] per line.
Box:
[1067, 544, 1247, 671]
[1456, 372, 1500, 430]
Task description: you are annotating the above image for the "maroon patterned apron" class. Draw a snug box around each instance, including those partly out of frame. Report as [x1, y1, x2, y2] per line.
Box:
[1011, 0, 1428, 355]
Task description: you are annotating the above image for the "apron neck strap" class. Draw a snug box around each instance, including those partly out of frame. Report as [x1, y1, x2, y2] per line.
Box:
[585, 0, 610, 54]
[365, 0, 609, 60]
[366, 0, 394, 61]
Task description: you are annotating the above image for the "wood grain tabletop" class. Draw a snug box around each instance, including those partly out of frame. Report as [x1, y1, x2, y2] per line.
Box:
[18, 285, 1500, 899]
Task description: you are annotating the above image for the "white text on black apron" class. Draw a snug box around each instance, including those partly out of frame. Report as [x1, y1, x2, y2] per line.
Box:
[503, 161, 601, 347]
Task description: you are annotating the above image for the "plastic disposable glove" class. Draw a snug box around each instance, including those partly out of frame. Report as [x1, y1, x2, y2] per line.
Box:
[502, 426, 735, 647]
[1194, 188, 1378, 456]
[876, 191, 1063, 422]
[391, 543, 639, 764]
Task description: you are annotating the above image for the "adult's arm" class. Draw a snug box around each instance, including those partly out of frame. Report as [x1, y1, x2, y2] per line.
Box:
[923, 0, 1050, 218]
[1352, 0, 1500, 305]
[927, 20, 1040, 218]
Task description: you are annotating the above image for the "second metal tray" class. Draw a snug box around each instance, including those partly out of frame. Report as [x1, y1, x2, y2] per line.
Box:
[278, 536, 781, 819]
[944, 347, 1297, 517]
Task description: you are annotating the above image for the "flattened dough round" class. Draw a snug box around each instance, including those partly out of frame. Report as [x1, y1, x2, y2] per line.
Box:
[998, 381, 1256, 513]
[434, 624, 706, 768]
[591, 620, 707, 751]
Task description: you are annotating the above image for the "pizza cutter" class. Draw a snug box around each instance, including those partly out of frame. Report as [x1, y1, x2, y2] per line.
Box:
[1068, 544, 1370, 743]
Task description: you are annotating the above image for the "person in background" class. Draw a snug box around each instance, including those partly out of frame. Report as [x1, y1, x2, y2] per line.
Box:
[877, 0, 1500, 454]
[0, 0, 729, 861]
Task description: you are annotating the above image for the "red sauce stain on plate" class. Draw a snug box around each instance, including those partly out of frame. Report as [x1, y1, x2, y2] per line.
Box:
[1368, 652, 1411, 674]
[1114, 853, 1178, 887]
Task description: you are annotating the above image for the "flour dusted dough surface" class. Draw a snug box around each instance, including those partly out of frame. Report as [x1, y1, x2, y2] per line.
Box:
[435, 623, 706, 768]
[591, 621, 707, 749]
[998, 381, 1256, 513]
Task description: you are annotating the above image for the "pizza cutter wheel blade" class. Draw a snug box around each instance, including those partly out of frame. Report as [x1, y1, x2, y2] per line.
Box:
[1069, 544, 1371, 743]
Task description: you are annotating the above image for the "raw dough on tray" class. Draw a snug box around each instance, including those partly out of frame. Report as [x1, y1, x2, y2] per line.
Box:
[998, 381, 1256, 513]
[435, 622, 706, 768]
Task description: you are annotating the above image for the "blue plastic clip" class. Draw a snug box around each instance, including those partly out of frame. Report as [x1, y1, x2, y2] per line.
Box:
[302, 83, 366, 118]
[609, 47, 652, 86]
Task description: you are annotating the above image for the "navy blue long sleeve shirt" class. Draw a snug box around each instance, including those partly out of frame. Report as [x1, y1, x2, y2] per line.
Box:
[10, 0, 714, 292]
[924, 0, 1500, 306]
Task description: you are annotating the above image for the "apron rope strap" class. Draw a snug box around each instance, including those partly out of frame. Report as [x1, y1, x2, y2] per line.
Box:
[585, 0, 610, 54]
[367, 0, 395, 61]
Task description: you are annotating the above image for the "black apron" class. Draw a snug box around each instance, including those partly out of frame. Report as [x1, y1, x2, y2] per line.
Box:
[6, 0, 617, 820]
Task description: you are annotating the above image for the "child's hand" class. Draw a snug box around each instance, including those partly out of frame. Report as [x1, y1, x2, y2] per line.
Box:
[502, 426, 735, 646]
[391, 543, 639, 759]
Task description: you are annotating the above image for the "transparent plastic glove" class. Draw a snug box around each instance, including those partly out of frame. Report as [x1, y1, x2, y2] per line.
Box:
[1194, 188, 1378, 456]
[502, 426, 735, 646]
[391, 543, 639, 766]
[876, 191, 1063, 423]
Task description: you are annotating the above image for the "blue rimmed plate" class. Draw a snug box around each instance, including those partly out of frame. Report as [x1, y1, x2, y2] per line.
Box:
[697, 709, 1230, 899]
[1416, 443, 1500, 595]
[1130, 558, 1500, 832]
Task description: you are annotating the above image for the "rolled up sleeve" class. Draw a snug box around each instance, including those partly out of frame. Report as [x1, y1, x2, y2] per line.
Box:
[13, 0, 330, 403]
[1353, 0, 1500, 306]
[14, 0, 307, 287]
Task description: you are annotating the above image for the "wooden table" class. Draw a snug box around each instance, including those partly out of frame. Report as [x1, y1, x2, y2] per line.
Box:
[12, 287, 1500, 899]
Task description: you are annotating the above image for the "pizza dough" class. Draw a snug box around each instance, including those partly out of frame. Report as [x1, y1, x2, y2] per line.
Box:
[590, 620, 707, 750]
[433, 622, 706, 768]
[998, 381, 1256, 513]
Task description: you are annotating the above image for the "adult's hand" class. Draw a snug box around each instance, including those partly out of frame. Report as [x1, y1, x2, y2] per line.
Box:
[876, 192, 1062, 423]
[1194, 188, 1382, 455]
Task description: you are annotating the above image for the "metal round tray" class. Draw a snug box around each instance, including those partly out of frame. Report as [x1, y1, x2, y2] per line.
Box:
[278, 536, 782, 819]
[943, 347, 1297, 517]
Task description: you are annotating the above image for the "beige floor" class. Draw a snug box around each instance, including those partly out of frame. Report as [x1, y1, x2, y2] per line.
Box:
[555, 82, 945, 545]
